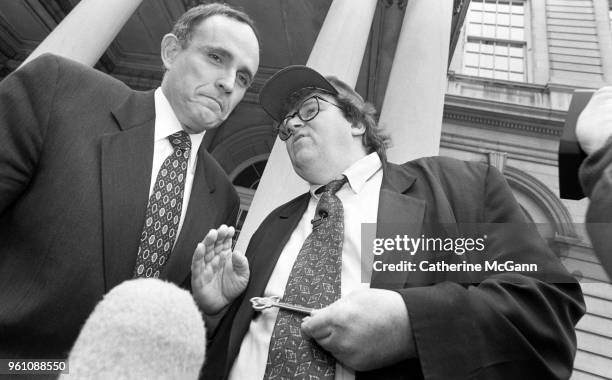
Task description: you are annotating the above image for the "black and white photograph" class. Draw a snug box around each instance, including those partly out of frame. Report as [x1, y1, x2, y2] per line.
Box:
[0, 0, 609, 379]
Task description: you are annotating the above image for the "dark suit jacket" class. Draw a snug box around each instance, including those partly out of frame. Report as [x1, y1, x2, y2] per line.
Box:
[204, 157, 584, 380]
[580, 138, 612, 278]
[0, 54, 239, 358]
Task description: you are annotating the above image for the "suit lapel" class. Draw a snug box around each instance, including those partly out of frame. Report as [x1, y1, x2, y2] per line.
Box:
[243, 194, 310, 299]
[101, 90, 155, 292]
[370, 163, 426, 289]
[227, 194, 310, 369]
[164, 148, 217, 284]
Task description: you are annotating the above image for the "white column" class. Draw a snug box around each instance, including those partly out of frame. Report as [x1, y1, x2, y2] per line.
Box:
[530, 0, 551, 85]
[593, 0, 612, 84]
[20, 0, 143, 68]
[379, 0, 453, 163]
[235, 0, 378, 252]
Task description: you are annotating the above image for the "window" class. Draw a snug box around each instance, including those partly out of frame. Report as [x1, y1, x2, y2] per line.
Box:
[232, 160, 266, 191]
[463, 0, 526, 82]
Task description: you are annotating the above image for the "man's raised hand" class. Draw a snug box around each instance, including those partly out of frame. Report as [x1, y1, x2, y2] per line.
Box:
[191, 225, 249, 314]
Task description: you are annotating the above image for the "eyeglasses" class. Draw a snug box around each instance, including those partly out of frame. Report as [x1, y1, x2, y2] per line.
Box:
[276, 96, 342, 141]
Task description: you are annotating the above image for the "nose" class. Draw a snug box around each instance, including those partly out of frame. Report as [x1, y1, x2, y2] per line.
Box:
[216, 70, 236, 93]
[285, 117, 304, 137]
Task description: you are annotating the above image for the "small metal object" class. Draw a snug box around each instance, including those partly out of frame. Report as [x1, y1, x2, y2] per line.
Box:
[250, 296, 313, 315]
[311, 210, 328, 229]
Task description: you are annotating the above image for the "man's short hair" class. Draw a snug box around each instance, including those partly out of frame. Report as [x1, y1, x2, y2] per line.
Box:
[283, 78, 391, 160]
[171, 3, 260, 49]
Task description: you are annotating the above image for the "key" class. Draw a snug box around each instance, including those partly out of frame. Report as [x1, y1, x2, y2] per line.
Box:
[250, 296, 313, 315]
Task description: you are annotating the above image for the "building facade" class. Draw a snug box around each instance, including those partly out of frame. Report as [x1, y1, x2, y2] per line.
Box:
[447, 1, 612, 378]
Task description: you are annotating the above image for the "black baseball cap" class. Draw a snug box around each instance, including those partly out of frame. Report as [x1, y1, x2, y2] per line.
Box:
[259, 65, 338, 122]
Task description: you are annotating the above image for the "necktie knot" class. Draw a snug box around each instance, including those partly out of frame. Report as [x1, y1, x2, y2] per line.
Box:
[168, 131, 191, 152]
[316, 176, 347, 195]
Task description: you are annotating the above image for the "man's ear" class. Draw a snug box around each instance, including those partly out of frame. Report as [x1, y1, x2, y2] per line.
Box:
[351, 121, 366, 136]
[160, 34, 181, 70]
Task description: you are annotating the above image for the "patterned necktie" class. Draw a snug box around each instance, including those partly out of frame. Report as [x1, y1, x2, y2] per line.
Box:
[133, 131, 191, 278]
[263, 176, 347, 380]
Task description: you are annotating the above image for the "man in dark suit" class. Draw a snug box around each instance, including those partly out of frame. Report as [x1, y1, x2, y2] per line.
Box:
[194, 66, 585, 380]
[0, 3, 259, 359]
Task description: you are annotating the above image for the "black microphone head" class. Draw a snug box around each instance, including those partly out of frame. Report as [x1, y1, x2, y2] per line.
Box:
[61, 278, 205, 379]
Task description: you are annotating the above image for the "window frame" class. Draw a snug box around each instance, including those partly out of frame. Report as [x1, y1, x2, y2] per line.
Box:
[461, 0, 530, 82]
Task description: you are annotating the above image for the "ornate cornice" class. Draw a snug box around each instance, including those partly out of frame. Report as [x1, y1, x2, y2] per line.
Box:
[443, 94, 566, 138]
[444, 108, 563, 137]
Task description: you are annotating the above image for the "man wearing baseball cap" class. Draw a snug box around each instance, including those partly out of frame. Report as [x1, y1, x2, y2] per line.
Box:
[196, 66, 584, 380]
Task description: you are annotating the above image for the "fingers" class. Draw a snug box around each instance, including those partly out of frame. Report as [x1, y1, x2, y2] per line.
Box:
[221, 225, 235, 249]
[200, 225, 235, 261]
[192, 240, 222, 275]
[191, 241, 206, 272]
[214, 224, 234, 243]
[202, 229, 218, 261]
[231, 250, 249, 278]
[191, 225, 239, 300]
[212, 225, 233, 256]
[301, 307, 334, 340]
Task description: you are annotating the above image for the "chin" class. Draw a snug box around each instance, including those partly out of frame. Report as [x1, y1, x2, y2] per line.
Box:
[291, 155, 321, 178]
[187, 118, 222, 132]
[191, 107, 224, 129]
[291, 151, 315, 167]
[180, 124, 201, 134]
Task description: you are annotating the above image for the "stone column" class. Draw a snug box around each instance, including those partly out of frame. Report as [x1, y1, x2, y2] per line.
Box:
[530, 0, 551, 85]
[20, 0, 144, 68]
[235, 0, 379, 252]
[593, 0, 612, 83]
[379, 0, 453, 163]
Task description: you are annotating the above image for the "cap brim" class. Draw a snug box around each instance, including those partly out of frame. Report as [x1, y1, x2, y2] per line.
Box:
[259, 65, 337, 122]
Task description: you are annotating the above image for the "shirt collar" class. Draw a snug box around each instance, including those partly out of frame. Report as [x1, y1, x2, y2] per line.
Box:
[309, 153, 382, 198]
[154, 88, 204, 154]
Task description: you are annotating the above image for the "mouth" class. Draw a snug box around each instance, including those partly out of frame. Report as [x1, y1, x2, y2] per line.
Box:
[202, 95, 223, 112]
[292, 133, 307, 144]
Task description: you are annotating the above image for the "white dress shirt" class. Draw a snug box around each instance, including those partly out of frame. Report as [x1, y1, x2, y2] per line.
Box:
[151, 88, 204, 240]
[229, 153, 384, 380]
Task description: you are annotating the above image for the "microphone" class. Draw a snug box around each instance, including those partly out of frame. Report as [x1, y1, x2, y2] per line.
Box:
[311, 209, 329, 228]
[61, 278, 205, 380]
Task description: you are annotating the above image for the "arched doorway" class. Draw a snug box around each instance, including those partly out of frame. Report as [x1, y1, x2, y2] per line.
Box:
[229, 155, 268, 237]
